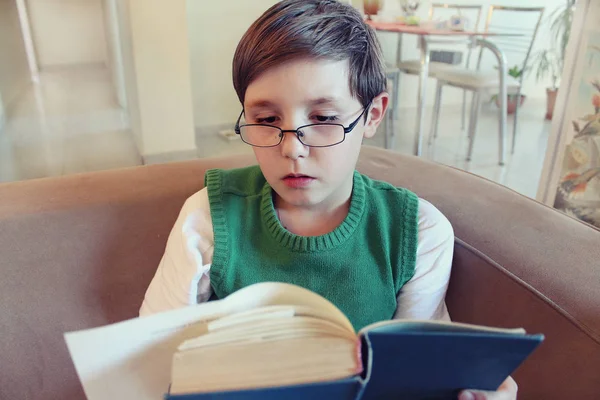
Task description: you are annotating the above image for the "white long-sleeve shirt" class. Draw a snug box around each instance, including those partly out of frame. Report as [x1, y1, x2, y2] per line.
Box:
[140, 188, 454, 321]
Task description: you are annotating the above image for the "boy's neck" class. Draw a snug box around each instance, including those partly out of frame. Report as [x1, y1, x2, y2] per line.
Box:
[276, 199, 351, 237]
[274, 183, 353, 237]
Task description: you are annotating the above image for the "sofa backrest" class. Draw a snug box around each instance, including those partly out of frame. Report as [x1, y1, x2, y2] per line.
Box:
[0, 146, 598, 399]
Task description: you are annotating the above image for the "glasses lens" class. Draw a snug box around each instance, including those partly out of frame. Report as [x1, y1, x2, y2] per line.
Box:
[239, 125, 282, 147]
[299, 124, 345, 147]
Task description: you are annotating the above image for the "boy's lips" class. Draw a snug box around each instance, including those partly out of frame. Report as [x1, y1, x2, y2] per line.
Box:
[282, 173, 316, 188]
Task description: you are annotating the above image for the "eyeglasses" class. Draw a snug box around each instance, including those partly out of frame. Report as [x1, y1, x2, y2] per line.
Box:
[234, 104, 371, 148]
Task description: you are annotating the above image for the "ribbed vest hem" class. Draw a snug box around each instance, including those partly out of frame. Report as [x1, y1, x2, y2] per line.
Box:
[205, 169, 229, 291]
[399, 191, 419, 286]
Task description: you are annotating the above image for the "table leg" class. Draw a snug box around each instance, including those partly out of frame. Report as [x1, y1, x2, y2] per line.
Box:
[414, 36, 430, 156]
[497, 55, 507, 166]
[395, 32, 404, 67]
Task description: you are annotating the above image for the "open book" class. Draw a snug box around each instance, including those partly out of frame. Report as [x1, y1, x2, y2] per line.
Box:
[65, 282, 544, 400]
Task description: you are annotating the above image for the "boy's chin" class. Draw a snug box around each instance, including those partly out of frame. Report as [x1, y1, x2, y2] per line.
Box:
[274, 186, 351, 211]
[274, 190, 318, 209]
[272, 185, 324, 209]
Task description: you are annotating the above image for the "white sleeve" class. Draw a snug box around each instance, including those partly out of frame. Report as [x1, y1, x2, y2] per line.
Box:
[393, 198, 454, 321]
[139, 188, 215, 317]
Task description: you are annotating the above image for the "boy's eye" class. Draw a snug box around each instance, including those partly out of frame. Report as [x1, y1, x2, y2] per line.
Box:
[255, 116, 278, 124]
[313, 115, 339, 123]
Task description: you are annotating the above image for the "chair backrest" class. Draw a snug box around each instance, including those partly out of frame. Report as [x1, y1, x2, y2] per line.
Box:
[426, 4, 485, 69]
[477, 6, 545, 86]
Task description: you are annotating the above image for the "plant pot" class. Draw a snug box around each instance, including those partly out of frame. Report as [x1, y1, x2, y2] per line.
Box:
[363, 0, 382, 20]
[495, 94, 526, 114]
[546, 88, 559, 120]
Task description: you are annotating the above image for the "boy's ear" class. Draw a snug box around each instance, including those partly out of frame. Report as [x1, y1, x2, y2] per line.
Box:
[363, 92, 389, 139]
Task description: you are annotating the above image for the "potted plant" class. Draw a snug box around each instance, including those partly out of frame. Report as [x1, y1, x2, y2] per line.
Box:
[531, 0, 576, 120]
[531, 50, 562, 120]
[363, 0, 382, 20]
[491, 65, 527, 114]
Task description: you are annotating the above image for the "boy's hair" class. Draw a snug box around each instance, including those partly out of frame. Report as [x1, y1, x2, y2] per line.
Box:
[232, 0, 386, 109]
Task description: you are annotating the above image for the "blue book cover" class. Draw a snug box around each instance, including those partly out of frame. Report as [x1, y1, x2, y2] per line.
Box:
[357, 326, 544, 400]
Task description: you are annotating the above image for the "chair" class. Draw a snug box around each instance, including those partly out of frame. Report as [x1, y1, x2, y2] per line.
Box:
[429, 6, 545, 163]
[385, 4, 484, 149]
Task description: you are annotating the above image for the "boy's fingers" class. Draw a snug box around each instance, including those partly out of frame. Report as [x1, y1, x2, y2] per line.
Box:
[458, 389, 510, 400]
[458, 376, 517, 400]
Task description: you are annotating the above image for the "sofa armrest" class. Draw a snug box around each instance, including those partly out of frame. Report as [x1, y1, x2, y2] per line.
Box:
[446, 239, 600, 399]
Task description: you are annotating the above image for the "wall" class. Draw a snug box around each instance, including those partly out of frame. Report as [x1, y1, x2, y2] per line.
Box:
[123, 0, 196, 157]
[27, 0, 108, 68]
[0, 0, 30, 113]
[0, 93, 5, 131]
[186, 0, 278, 128]
[114, 0, 142, 151]
[102, 0, 127, 108]
[353, 0, 565, 107]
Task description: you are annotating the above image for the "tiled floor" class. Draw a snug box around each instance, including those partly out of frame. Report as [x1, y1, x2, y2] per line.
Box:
[0, 66, 551, 200]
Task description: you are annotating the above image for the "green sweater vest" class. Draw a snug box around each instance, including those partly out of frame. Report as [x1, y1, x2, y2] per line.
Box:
[206, 166, 419, 331]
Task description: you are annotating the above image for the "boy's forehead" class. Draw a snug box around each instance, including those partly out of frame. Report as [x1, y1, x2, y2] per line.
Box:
[244, 58, 355, 108]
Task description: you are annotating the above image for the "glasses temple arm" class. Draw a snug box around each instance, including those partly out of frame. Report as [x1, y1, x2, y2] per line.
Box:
[234, 109, 244, 134]
[344, 102, 372, 133]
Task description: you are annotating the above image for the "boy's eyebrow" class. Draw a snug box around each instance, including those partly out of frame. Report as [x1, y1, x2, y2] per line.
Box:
[245, 97, 341, 110]
[308, 97, 341, 106]
[245, 100, 277, 109]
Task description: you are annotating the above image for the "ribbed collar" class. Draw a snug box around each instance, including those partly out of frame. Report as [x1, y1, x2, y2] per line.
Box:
[259, 171, 366, 252]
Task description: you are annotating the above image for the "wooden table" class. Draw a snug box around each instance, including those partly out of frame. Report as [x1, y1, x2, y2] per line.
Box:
[368, 21, 518, 164]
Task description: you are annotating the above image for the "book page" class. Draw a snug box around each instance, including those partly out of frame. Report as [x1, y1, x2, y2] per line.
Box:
[65, 282, 353, 400]
[222, 282, 353, 332]
[179, 315, 356, 351]
[170, 337, 361, 395]
[359, 319, 526, 336]
[207, 304, 354, 334]
[65, 300, 223, 400]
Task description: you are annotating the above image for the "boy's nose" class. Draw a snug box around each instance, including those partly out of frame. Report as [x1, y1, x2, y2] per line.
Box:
[280, 130, 309, 160]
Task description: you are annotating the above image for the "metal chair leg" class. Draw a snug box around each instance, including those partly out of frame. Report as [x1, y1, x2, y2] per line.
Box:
[384, 72, 399, 150]
[384, 108, 391, 149]
[511, 89, 522, 154]
[429, 81, 443, 145]
[461, 90, 467, 130]
[389, 104, 397, 150]
[392, 72, 400, 126]
[466, 91, 482, 161]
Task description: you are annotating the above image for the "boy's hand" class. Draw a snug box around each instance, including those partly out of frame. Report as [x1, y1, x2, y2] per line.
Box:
[458, 376, 517, 400]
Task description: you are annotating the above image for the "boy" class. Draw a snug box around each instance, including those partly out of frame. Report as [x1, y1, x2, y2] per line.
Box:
[140, 1, 516, 398]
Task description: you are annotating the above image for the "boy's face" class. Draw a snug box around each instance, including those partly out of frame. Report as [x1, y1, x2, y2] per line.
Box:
[244, 58, 388, 211]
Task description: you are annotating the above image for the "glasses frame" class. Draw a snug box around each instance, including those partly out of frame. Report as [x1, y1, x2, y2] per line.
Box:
[234, 103, 371, 148]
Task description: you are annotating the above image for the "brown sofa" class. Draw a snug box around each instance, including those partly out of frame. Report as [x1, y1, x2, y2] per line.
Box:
[0, 146, 598, 399]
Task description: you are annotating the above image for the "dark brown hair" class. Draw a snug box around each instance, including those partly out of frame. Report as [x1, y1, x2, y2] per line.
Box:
[232, 0, 386, 109]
